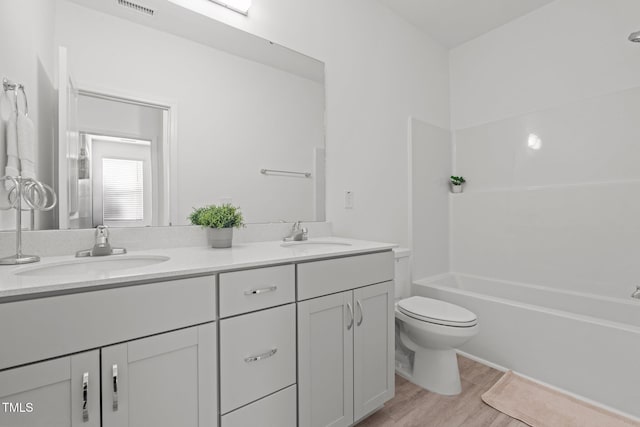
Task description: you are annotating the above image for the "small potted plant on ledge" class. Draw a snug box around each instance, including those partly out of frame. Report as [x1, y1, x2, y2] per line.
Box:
[450, 176, 466, 193]
[189, 204, 245, 248]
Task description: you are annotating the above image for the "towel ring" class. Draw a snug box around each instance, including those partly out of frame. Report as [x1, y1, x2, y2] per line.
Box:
[2, 177, 57, 212]
[0, 176, 19, 210]
[32, 182, 57, 211]
[19, 179, 47, 210]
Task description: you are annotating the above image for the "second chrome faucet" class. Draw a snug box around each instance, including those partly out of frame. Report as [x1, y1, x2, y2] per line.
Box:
[283, 221, 308, 242]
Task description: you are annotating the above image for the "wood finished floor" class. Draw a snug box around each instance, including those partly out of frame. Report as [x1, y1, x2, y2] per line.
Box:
[356, 355, 528, 427]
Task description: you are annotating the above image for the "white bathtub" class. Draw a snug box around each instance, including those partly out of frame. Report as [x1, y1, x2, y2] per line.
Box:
[413, 273, 640, 419]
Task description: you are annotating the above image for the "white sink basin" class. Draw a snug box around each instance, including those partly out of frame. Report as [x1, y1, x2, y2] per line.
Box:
[281, 240, 353, 249]
[14, 255, 171, 277]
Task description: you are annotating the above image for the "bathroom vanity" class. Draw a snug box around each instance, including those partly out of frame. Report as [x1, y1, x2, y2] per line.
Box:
[0, 239, 395, 427]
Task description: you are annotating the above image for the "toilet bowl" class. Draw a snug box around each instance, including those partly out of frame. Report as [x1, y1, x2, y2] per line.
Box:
[395, 296, 478, 395]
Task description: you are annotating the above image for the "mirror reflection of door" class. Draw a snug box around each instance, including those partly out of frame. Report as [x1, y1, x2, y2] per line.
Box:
[82, 134, 153, 228]
[75, 93, 167, 228]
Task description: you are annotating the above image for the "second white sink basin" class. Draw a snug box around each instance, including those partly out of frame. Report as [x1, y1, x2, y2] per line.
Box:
[15, 255, 171, 277]
[281, 240, 353, 249]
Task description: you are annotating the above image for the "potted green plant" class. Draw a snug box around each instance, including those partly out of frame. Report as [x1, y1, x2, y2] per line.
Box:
[450, 176, 466, 193]
[189, 204, 245, 248]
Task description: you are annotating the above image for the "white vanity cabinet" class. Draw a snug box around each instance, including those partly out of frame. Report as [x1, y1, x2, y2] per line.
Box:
[297, 252, 395, 427]
[0, 275, 217, 427]
[0, 350, 100, 427]
[0, 243, 396, 427]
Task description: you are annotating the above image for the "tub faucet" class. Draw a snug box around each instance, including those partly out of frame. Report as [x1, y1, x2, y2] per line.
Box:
[632, 286, 640, 300]
[283, 221, 308, 242]
[76, 225, 127, 257]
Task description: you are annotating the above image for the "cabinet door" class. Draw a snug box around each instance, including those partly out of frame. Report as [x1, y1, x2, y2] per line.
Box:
[0, 350, 100, 427]
[353, 281, 394, 421]
[101, 323, 217, 427]
[298, 291, 354, 427]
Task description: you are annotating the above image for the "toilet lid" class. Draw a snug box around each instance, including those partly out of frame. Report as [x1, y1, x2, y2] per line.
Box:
[398, 296, 477, 327]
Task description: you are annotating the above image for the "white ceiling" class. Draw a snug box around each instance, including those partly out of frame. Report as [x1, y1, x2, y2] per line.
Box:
[378, 0, 555, 48]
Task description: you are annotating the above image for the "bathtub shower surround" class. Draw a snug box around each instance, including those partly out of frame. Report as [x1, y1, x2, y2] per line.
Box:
[450, 86, 640, 294]
[403, 0, 640, 420]
[449, 0, 640, 294]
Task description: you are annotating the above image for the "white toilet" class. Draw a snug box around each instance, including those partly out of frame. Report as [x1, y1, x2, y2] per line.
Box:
[393, 249, 479, 396]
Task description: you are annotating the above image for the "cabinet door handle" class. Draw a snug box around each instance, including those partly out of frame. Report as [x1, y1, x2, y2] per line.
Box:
[82, 372, 89, 422]
[244, 348, 278, 363]
[356, 300, 364, 326]
[112, 364, 119, 411]
[346, 303, 354, 330]
[244, 285, 277, 295]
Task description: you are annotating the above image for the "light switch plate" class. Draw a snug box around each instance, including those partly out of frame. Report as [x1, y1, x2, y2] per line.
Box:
[344, 191, 354, 209]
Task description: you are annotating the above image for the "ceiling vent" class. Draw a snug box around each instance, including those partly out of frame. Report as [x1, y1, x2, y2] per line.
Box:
[117, 0, 155, 16]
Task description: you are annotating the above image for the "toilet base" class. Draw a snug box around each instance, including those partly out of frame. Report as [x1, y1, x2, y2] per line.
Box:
[410, 347, 462, 396]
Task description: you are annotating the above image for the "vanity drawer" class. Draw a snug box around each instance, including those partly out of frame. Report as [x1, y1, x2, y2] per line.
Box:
[297, 251, 394, 300]
[219, 265, 295, 318]
[220, 304, 296, 413]
[221, 385, 296, 427]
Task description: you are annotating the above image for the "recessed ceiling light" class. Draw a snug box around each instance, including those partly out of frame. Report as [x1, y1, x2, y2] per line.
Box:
[209, 0, 252, 15]
[168, 0, 251, 16]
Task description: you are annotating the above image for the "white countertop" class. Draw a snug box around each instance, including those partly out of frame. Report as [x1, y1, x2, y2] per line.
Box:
[0, 237, 396, 301]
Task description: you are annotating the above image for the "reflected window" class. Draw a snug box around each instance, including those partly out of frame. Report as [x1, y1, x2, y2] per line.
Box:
[102, 158, 145, 221]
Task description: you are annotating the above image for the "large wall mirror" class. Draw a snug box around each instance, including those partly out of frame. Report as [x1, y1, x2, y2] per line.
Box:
[0, 0, 325, 231]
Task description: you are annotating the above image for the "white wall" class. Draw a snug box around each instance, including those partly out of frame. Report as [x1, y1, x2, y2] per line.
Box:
[55, 0, 325, 225]
[449, 0, 640, 296]
[172, 0, 451, 246]
[0, 0, 55, 232]
[410, 118, 451, 280]
[450, 0, 640, 130]
[77, 96, 164, 142]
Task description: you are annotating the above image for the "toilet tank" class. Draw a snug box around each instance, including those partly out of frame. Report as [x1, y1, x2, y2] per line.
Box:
[393, 248, 411, 300]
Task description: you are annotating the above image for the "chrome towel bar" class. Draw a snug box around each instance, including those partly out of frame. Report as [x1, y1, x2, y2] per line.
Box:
[260, 168, 311, 178]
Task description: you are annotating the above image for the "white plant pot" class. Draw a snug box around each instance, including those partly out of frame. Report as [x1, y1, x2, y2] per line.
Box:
[450, 184, 463, 193]
[207, 227, 233, 248]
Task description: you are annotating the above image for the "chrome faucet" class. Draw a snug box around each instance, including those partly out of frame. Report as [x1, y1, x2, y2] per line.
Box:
[283, 221, 308, 242]
[632, 286, 640, 300]
[76, 225, 127, 257]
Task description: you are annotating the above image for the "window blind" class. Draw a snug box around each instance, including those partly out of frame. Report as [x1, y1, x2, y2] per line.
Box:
[102, 158, 144, 221]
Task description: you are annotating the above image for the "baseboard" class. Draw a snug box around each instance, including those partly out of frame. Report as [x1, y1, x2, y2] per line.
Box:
[456, 349, 508, 372]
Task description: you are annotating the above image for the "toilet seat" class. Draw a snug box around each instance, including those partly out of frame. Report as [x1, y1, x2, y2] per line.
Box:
[397, 296, 477, 328]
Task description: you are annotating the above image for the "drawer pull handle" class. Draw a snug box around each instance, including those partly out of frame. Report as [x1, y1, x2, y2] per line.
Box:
[244, 348, 278, 363]
[356, 300, 364, 326]
[346, 303, 354, 330]
[82, 372, 89, 422]
[244, 286, 278, 296]
[112, 364, 119, 411]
